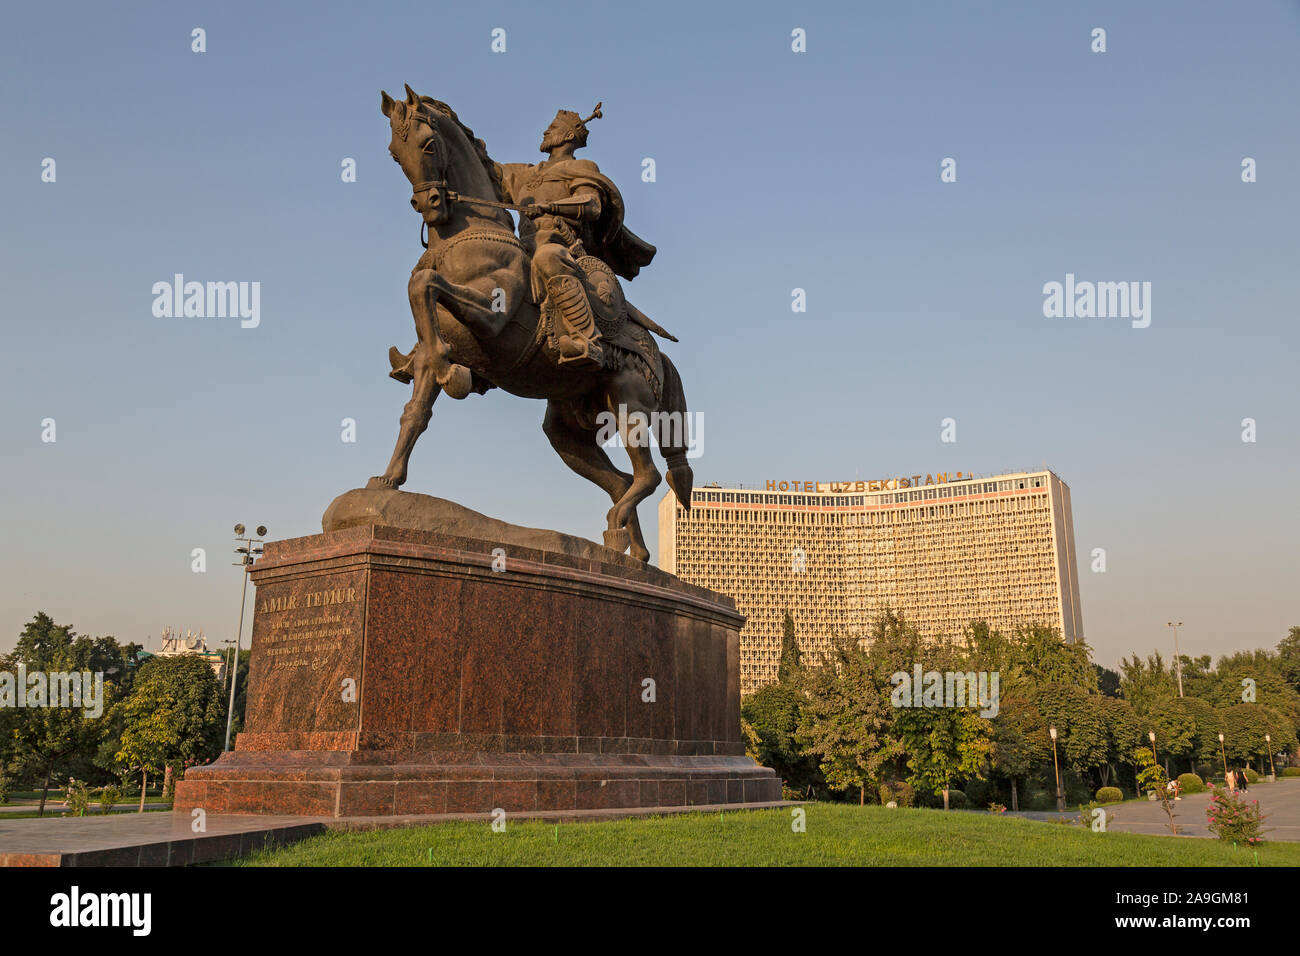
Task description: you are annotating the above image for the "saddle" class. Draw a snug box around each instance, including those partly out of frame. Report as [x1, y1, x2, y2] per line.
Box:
[536, 254, 673, 398]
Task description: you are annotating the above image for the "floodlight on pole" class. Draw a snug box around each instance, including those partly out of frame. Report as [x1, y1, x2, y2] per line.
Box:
[1049, 725, 1064, 813]
[224, 523, 266, 752]
[1166, 622, 1184, 697]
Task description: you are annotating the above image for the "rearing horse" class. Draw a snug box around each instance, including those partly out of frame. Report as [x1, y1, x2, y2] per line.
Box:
[367, 86, 693, 562]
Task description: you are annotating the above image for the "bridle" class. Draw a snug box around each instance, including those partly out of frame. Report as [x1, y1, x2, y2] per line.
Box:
[396, 107, 451, 248]
[397, 103, 528, 248]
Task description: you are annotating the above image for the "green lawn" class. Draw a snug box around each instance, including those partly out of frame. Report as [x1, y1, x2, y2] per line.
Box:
[225, 803, 1300, 867]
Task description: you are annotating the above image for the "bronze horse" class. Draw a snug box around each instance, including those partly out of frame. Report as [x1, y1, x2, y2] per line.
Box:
[368, 86, 693, 562]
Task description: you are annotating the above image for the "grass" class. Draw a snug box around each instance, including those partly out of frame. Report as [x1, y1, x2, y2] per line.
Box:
[224, 803, 1300, 867]
[0, 806, 172, 820]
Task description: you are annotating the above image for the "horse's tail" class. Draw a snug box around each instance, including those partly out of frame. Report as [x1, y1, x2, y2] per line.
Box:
[656, 353, 693, 512]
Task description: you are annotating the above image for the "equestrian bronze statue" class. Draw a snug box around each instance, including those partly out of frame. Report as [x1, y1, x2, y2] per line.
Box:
[368, 85, 693, 562]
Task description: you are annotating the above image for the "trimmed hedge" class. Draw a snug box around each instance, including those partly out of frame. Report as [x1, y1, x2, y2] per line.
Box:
[947, 789, 969, 809]
[1095, 786, 1124, 804]
[1282, 767, 1300, 777]
[1244, 768, 1260, 784]
[1177, 773, 1205, 794]
[879, 781, 915, 807]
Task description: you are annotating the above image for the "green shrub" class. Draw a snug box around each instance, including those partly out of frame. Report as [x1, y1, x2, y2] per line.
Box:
[97, 784, 122, 814]
[878, 781, 914, 808]
[62, 778, 91, 817]
[1177, 773, 1205, 794]
[1027, 789, 1052, 811]
[1244, 768, 1260, 784]
[1282, 767, 1300, 777]
[1095, 786, 1123, 804]
[0, 771, 9, 806]
[947, 789, 969, 809]
[963, 778, 991, 806]
[1077, 800, 1111, 830]
[1206, 789, 1266, 845]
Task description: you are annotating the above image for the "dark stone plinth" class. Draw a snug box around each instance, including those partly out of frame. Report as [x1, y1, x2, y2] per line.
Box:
[175, 524, 780, 816]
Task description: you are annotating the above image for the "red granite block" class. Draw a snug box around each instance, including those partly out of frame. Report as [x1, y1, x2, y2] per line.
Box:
[444, 781, 495, 813]
[394, 782, 447, 815]
[536, 779, 577, 810]
[338, 781, 397, 815]
[658, 778, 687, 807]
[491, 779, 538, 813]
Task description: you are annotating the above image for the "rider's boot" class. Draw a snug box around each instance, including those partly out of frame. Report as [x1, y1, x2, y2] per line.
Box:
[546, 275, 605, 369]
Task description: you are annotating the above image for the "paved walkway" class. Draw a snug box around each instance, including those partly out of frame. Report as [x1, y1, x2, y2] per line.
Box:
[0, 800, 791, 866]
[1106, 778, 1300, 840]
[0, 812, 327, 866]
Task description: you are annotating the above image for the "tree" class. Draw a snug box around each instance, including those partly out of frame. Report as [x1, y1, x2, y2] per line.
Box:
[896, 704, 992, 810]
[742, 681, 821, 793]
[1278, 626, 1300, 691]
[2, 613, 135, 814]
[1134, 746, 1178, 834]
[891, 640, 993, 808]
[989, 694, 1049, 810]
[795, 636, 901, 803]
[1029, 683, 1109, 783]
[1118, 652, 1178, 714]
[776, 610, 801, 684]
[1099, 696, 1142, 790]
[1146, 698, 1197, 775]
[1094, 665, 1121, 698]
[1010, 624, 1098, 693]
[115, 655, 225, 807]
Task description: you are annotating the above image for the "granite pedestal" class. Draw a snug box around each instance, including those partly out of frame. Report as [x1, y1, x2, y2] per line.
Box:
[174, 515, 779, 817]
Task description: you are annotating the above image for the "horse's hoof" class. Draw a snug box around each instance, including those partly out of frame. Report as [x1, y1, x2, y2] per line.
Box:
[603, 528, 631, 553]
[438, 364, 474, 400]
[365, 475, 398, 491]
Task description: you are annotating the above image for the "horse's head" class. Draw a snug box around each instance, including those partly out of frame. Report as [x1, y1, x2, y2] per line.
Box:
[381, 84, 454, 228]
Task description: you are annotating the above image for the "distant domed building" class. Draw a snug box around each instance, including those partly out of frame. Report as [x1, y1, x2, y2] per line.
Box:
[134, 627, 228, 683]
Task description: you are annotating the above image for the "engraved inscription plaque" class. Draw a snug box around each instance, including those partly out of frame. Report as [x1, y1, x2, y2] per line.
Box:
[244, 569, 368, 733]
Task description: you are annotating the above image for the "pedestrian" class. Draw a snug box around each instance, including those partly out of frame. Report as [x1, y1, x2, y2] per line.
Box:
[1225, 769, 1237, 792]
[1237, 768, 1249, 793]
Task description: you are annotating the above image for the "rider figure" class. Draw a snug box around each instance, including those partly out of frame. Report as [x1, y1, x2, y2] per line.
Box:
[497, 105, 655, 369]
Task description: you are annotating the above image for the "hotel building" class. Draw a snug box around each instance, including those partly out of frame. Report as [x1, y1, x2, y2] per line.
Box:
[658, 469, 1083, 695]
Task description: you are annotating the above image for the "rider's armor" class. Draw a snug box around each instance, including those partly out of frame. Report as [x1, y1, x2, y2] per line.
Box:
[498, 106, 657, 371]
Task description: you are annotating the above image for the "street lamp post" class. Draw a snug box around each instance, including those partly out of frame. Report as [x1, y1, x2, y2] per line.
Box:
[224, 523, 266, 752]
[1049, 726, 1064, 813]
[1166, 621, 1184, 698]
[1265, 733, 1276, 781]
[1219, 732, 1228, 785]
[221, 639, 237, 692]
[1148, 730, 1159, 785]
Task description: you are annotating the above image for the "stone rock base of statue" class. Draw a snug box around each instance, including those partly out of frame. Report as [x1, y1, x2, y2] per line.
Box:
[174, 497, 780, 817]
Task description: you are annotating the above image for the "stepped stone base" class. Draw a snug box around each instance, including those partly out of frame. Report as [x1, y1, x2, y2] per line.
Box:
[175, 506, 780, 817]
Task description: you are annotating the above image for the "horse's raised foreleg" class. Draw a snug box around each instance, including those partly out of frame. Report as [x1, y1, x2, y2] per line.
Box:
[367, 272, 458, 490]
[427, 268, 522, 342]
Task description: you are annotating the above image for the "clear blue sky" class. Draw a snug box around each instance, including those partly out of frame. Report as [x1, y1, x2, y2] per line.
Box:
[2, 0, 1296, 669]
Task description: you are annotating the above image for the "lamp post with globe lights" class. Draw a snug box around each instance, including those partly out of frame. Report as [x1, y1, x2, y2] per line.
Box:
[1049, 726, 1064, 812]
